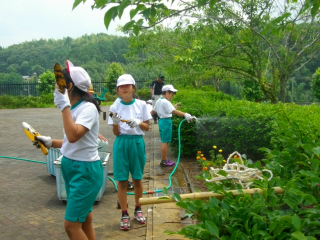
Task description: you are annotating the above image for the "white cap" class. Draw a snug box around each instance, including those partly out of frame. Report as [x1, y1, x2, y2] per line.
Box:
[117, 74, 135, 87]
[66, 60, 91, 92]
[146, 100, 152, 104]
[162, 85, 178, 92]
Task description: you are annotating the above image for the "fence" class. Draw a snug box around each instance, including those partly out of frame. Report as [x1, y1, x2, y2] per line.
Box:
[0, 81, 149, 97]
[0, 82, 39, 97]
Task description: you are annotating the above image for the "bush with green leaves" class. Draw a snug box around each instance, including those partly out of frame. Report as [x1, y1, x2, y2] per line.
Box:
[136, 88, 151, 101]
[0, 93, 54, 109]
[163, 119, 320, 239]
[170, 89, 320, 161]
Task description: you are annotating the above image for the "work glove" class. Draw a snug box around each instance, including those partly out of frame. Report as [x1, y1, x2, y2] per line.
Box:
[111, 113, 121, 125]
[33, 135, 52, 148]
[184, 113, 197, 123]
[54, 89, 70, 111]
[127, 119, 142, 128]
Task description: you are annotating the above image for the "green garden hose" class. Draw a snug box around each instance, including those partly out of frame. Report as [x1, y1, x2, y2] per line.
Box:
[0, 119, 187, 196]
[126, 119, 186, 195]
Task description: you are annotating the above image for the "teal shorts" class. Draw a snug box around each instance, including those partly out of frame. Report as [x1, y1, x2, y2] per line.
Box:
[159, 118, 172, 143]
[113, 135, 146, 181]
[61, 156, 103, 223]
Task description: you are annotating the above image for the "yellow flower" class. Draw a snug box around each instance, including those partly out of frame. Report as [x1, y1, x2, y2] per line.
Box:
[196, 156, 200, 160]
[197, 151, 202, 154]
[219, 149, 222, 153]
[203, 167, 207, 171]
[207, 163, 211, 166]
[202, 157, 206, 161]
[200, 154, 204, 157]
[234, 155, 238, 158]
[213, 146, 217, 149]
[223, 160, 226, 162]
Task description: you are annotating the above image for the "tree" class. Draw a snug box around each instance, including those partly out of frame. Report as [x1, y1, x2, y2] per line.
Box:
[73, 0, 320, 35]
[313, 68, 320, 101]
[37, 70, 55, 95]
[105, 62, 124, 94]
[76, 0, 320, 103]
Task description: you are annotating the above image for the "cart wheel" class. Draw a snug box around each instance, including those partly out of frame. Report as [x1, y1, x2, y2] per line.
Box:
[62, 200, 67, 205]
[117, 200, 128, 209]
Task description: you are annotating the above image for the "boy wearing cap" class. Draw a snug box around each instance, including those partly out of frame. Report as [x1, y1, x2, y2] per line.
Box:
[152, 85, 197, 167]
[150, 74, 165, 123]
[108, 74, 152, 230]
[34, 60, 103, 239]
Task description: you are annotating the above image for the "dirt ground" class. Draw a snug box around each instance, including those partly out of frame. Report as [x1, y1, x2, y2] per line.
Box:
[180, 159, 208, 192]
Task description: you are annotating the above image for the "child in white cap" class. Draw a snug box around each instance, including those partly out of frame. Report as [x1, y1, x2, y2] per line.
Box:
[108, 74, 152, 230]
[34, 60, 103, 239]
[151, 84, 197, 167]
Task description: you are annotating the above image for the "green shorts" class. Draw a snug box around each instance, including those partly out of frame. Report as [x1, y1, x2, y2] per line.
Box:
[61, 156, 103, 223]
[113, 135, 146, 181]
[159, 118, 172, 143]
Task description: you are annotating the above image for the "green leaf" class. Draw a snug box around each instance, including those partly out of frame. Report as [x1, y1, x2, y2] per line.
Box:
[193, 199, 202, 207]
[176, 201, 188, 209]
[217, 170, 227, 176]
[94, 0, 109, 8]
[312, 146, 320, 156]
[303, 194, 317, 204]
[150, 6, 157, 18]
[72, 0, 84, 10]
[130, 4, 146, 19]
[162, 187, 169, 196]
[154, 3, 166, 9]
[205, 220, 219, 237]
[209, 0, 218, 8]
[292, 215, 301, 231]
[118, 0, 130, 19]
[280, 215, 292, 223]
[305, 237, 317, 240]
[104, 6, 119, 29]
[198, 0, 208, 8]
[142, 8, 151, 19]
[171, 193, 181, 202]
[122, 20, 135, 31]
[209, 196, 219, 206]
[291, 231, 306, 240]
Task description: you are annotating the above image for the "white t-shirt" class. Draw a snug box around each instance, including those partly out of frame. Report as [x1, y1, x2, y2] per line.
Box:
[60, 101, 100, 162]
[153, 97, 175, 118]
[108, 99, 152, 135]
[146, 104, 153, 114]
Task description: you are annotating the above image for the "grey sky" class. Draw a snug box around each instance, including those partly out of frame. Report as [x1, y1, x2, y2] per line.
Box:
[0, 0, 128, 48]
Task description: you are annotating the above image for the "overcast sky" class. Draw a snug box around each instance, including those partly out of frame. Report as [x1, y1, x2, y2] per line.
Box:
[0, 0, 129, 48]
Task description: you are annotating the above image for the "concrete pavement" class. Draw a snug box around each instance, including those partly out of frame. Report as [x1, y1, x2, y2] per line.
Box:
[0, 106, 191, 239]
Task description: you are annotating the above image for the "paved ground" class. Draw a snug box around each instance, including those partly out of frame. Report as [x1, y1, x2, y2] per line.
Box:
[0, 106, 191, 240]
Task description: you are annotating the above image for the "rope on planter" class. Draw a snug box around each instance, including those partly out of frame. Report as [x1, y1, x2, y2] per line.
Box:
[205, 151, 273, 189]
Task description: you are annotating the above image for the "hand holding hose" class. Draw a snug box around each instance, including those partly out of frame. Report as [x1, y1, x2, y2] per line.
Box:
[109, 112, 129, 124]
[184, 113, 197, 123]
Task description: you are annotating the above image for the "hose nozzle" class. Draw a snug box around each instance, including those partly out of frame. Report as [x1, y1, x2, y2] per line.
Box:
[109, 112, 129, 123]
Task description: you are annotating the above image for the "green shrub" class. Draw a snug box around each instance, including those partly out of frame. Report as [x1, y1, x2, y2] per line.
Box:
[104, 93, 118, 102]
[170, 89, 320, 161]
[136, 88, 151, 101]
[165, 120, 320, 240]
[0, 94, 54, 109]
